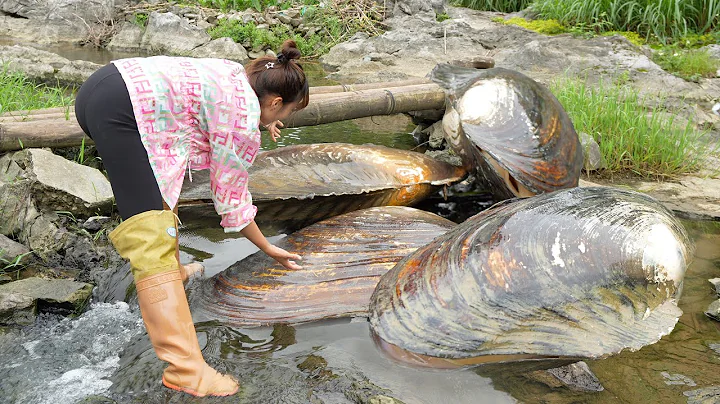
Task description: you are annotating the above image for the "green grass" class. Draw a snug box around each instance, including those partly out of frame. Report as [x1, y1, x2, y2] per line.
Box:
[209, 2, 378, 58]
[550, 78, 715, 177]
[652, 46, 720, 81]
[452, 0, 532, 12]
[530, 0, 720, 44]
[0, 64, 75, 115]
[494, 16, 567, 34]
[182, 0, 293, 11]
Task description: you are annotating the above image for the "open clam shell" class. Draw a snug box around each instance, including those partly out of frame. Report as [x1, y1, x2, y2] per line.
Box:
[431, 64, 582, 200]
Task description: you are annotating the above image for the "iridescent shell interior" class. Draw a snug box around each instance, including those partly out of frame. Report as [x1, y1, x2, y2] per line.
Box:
[432, 64, 583, 200]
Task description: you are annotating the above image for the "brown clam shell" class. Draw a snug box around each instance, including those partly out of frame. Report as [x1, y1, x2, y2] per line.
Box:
[369, 187, 692, 368]
[190, 206, 456, 326]
[179, 143, 466, 232]
[431, 64, 582, 200]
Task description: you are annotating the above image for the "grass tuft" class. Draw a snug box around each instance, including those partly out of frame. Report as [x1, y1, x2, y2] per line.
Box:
[0, 64, 75, 115]
[550, 78, 715, 178]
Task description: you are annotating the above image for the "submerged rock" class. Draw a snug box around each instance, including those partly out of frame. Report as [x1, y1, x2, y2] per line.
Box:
[0, 277, 93, 325]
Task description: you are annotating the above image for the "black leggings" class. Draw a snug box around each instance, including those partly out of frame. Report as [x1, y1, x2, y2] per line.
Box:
[75, 63, 164, 220]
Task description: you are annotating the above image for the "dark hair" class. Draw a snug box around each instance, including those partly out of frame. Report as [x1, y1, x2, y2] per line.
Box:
[246, 40, 309, 110]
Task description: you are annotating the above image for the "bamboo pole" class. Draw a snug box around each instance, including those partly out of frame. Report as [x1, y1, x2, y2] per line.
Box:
[309, 78, 431, 94]
[0, 83, 447, 151]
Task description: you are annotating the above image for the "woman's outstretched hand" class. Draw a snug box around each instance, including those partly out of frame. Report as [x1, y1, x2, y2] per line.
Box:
[265, 120, 285, 142]
[264, 244, 303, 270]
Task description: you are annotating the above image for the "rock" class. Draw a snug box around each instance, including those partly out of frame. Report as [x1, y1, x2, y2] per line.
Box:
[141, 12, 211, 55]
[0, 149, 113, 258]
[684, 386, 720, 404]
[545, 361, 604, 392]
[82, 216, 111, 233]
[0, 292, 36, 325]
[579, 132, 606, 171]
[425, 120, 445, 148]
[0, 234, 31, 266]
[385, 0, 445, 18]
[56, 60, 103, 85]
[0, 277, 93, 325]
[191, 37, 249, 63]
[0, 0, 116, 44]
[661, 371, 696, 386]
[710, 278, 720, 296]
[106, 22, 145, 53]
[248, 50, 266, 59]
[702, 44, 720, 60]
[2, 149, 114, 217]
[705, 300, 720, 321]
[424, 149, 463, 167]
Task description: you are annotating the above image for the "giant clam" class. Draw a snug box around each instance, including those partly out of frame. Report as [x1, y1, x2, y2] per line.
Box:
[179, 143, 466, 232]
[431, 64, 583, 200]
[190, 206, 455, 326]
[369, 187, 692, 369]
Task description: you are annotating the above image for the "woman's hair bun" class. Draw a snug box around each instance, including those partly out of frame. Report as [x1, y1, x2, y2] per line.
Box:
[278, 40, 301, 63]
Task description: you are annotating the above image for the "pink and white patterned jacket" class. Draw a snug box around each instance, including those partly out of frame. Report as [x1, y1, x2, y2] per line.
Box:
[113, 56, 261, 233]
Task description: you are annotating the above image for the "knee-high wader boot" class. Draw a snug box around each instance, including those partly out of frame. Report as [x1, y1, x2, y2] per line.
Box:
[109, 210, 239, 397]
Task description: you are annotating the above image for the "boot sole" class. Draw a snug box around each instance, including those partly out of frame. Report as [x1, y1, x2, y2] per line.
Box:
[162, 375, 239, 397]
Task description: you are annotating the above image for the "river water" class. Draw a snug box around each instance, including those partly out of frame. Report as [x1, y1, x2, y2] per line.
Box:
[0, 41, 719, 404]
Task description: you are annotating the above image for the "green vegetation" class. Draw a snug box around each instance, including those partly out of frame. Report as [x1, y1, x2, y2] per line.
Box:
[531, 0, 720, 44]
[495, 16, 566, 34]
[436, 12, 451, 22]
[652, 46, 719, 81]
[208, 1, 384, 58]
[452, 0, 532, 13]
[133, 12, 149, 27]
[0, 65, 74, 115]
[183, 0, 296, 11]
[550, 78, 714, 177]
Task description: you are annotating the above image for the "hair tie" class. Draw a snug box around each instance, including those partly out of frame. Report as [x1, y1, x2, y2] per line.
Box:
[277, 53, 287, 64]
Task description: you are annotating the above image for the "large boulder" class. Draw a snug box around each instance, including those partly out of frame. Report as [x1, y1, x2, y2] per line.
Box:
[0, 0, 120, 44]
[0, 45, 102, 85]
[191, 37, 249, 63]
[0, 149, 114, 258]
[106, 21, 144, 53]
[385, 0, 446, 17]
[0, 277, 93, 325]
[140, 12, 211, 54]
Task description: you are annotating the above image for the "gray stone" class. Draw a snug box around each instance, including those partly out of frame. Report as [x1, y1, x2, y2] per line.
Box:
[7, 149, 114, 217]
[701, 44, 720, 60]
[248, 50, 266, 59]
[56, 60, 103, 85]
[0, 234, 31, 266]
[684, 386, 720, 404]
[191, 37, 249, 64]
[106, 21, 144, 53]
[0, 277, 93, 325]
[0, 0, 117, 43]
[705, 300, 720, 321]
[661, 371, 696, 386]
[545, 361, 604, 392]
[710, 278, 720, 297]
[385, 0, 445, 17]
[425, 121, 445, 148]
[579, 132, 606, 171]
[141, 12, 211, 55]
[82, 216, 111, 232]
[0, 292, 36, 325]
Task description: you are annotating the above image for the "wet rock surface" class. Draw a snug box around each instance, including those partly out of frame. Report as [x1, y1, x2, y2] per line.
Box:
[0, 277, 93, 325]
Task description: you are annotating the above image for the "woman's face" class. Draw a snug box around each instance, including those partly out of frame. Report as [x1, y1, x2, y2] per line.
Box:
[259, 95, 299, 126]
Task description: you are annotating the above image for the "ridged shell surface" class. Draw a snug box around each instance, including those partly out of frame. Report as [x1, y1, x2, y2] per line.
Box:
[369, 187, 692, 367]
[191, 206, 456, 326]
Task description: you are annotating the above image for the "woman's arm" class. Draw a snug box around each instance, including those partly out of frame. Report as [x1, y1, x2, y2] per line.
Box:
[240, 220, 303, 270]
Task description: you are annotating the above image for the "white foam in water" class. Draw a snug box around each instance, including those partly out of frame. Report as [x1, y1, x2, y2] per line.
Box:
[40, 357, 118, 404]
[3, 302, 144, 404]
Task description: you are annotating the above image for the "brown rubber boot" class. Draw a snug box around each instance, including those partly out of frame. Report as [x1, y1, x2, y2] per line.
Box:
[109, 210, 239, 397]
[136, 271, 239, 397]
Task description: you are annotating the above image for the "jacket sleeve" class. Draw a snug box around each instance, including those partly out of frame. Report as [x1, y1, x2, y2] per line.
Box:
[208, 130, 260, 233]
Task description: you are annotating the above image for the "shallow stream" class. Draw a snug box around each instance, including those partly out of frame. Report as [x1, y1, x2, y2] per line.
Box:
[0, 42, 718, 404]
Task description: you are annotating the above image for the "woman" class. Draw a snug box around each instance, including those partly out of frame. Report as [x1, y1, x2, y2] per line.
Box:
[74, 40, 309, 397]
